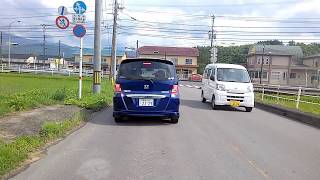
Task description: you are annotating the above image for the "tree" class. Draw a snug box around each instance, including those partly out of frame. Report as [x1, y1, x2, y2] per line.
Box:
[257, 40, 283, 45]
[288, 40, 296, 46]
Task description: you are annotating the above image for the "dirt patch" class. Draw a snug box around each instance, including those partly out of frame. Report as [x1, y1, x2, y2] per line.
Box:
[0, 105, 81, 141]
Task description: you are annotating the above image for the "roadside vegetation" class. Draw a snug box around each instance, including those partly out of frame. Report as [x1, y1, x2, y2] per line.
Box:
[255, 93, 320, 116]
[0, 73, 113, 177]
[0, 73, 113, 117]
[0, 112, 86, 176]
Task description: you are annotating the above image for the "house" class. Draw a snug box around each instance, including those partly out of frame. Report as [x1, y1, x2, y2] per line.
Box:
[73, 48, 125, 73]
[138, 46, 199, 80]
[301, 54, 320, 87]
[247, 45, 316, 87]
[0, 54, 59, 68]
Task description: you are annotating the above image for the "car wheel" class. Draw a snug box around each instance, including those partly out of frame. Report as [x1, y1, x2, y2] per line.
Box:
[201, 91, 206, 103]
[114, 116, 124, 123]
[245, 107, 253, 112]
[211, 96, 217, 110]
[170, 117, 179, 124]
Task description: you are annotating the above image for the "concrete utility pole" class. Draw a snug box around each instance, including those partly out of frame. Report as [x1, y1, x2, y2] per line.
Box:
[8, 20, 21, 67]
[259, 44, 265, 84]
[41, 24, 47, 67]
[136, 40, 139, 58]
[210, 15, 216, 64]
[111, 0, 119, 81]
[93, 0, 102, 93]
[0, 32, 2, 64]
[58, 40, 61, 58]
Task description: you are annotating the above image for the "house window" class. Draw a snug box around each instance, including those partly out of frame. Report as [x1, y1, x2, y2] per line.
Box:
[257, 58, 261, 64]
[153, 51, 159, 54]
[290, 73, 296, 79]
[316, 61, 319, 67]
[283, 72, 287, 80]
[185, 59, 192, 65]
[264, 58, 269, 65]
[249, 58, 254, 65]
[89, 58, 93, 62]
[271, 72, 281, 80]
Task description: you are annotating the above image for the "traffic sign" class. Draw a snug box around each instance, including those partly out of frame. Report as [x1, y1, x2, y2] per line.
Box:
[58, 6, 68, 15]
[73, 1, 87, 14]
[72, 14, 86, 24]
[55, 16, 70, 29]
[73, 24, 86, 38]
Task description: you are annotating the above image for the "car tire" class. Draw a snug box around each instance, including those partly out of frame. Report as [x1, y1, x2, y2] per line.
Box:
[170, 117, 179, 124]
[245, 107, 253, 112]
[211, 96, 217, 110]
[201, 91, 206, 103]
[114, 116, 124, 123]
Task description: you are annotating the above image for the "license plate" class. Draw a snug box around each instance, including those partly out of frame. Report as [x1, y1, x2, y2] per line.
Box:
[230, 101, 240, 107]
[139, 99, 154, 107]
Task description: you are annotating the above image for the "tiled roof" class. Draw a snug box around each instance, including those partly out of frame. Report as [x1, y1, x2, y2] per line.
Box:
[248, 45, 303, 58]
[138, 46, 199, 57]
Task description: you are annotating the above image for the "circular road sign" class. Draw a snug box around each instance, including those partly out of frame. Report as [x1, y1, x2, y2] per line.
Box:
[58, 6, 68, 15]
[73, 1, 87, 14]
[55, 16, 70, 29]
[73, 24, 86, 38]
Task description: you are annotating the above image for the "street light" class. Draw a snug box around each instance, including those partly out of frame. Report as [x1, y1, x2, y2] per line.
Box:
[8, 20, 21, 67]
[259, 44, 265, 84]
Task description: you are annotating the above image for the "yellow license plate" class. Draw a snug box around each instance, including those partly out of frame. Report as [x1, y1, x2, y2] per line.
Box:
[230, 101, 240, 107]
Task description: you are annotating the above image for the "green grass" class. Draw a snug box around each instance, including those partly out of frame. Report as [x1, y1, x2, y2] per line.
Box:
[0, 73, 113, 117]
[0, 112, 86, 176]
[255, 93, 320, 116]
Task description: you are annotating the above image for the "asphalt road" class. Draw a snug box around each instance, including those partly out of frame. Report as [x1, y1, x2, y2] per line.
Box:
[11, 86, 320, 180]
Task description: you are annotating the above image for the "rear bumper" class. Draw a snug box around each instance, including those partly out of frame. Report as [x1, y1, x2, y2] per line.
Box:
[113, 110, 179, 118]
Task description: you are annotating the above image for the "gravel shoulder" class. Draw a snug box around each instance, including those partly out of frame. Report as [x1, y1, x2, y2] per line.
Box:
[0, 105, 81, 141]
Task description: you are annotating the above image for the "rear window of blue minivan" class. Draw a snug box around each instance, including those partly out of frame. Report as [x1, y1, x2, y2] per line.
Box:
[118, 60, 175, 81]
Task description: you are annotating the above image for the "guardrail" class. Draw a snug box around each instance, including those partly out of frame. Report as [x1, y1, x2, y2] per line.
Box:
[254, 84, 320, 110]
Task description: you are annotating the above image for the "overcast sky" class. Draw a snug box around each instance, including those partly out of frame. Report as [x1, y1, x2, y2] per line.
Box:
[0, 0, 320, 48]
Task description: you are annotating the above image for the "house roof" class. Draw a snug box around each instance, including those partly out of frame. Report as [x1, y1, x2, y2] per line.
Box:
[73, 47, 125, 57]
[248, 45, 303, 58]
[138, 46, 199, 57]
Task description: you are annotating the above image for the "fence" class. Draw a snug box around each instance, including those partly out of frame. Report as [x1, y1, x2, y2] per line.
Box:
[254, 84, 320, 112]
[0, 64, 111, 78]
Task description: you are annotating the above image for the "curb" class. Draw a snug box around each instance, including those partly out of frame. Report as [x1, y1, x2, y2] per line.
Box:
[255, 102, 320, 129]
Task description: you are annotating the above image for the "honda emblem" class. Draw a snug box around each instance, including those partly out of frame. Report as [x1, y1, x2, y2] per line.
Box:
[144, 85, 149, 89]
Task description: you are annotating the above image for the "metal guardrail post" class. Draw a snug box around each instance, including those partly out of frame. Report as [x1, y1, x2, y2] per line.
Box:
[296, 87, 301, 109]
[51, 69, 54, 76]
[18, 65, 21, 74]
[68, 71, 71, 77]
[1, 64, 3, 73]
[277, 85, 280, 104]
[262, 84, 265, 101]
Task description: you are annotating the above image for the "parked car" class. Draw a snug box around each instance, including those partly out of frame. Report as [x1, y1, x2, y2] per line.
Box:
[113, 58, 180, 123]
[201, 63, 254, 112]
[190, 74, 202, 81]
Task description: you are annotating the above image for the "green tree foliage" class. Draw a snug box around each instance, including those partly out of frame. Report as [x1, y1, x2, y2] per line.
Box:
[197, 45, 250, 74]
[257, 40, 283, 45]
[296, 42, 320, 56]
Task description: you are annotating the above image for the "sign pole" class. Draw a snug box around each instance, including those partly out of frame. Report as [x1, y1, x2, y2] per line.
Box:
[79, 37, 83, 99]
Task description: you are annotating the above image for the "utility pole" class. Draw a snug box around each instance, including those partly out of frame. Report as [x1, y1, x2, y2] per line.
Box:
[93, 0, 102, 93]
[209, 15, 216, 64]
[41, 24, 47, 67]
[136, 40, 139, 57]
[259, 44, 265, 84]
[111, 0, 119, 81]
[58, 40, 61, 58]
[0, 32, 2, 65]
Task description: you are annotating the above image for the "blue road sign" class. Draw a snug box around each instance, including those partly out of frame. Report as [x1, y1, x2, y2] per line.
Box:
[73, 1, 87, 14]
[73, 24, 86, 38]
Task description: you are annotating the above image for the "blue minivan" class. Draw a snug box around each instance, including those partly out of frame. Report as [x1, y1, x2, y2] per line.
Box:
[113, 58, 180, 123]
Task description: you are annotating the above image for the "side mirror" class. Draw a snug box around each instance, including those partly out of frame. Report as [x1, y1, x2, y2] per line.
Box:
[210, 75, 215, 81]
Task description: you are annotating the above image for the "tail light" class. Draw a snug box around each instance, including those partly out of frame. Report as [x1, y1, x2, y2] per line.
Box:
[115, 84, 122, 93]
[171, 85, 179, 95]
